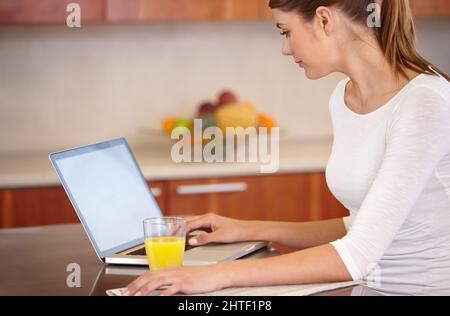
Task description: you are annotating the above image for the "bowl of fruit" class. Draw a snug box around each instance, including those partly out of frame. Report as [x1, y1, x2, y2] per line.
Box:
[162, 90, 277, 142]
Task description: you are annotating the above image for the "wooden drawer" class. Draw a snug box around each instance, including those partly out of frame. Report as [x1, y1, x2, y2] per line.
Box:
[166, 173, 348, 222]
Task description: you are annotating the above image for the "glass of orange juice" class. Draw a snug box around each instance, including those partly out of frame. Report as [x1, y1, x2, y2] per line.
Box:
[143, 217, 187, 271]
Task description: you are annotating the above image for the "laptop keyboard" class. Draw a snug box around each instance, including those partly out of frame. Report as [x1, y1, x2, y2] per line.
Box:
[127, 247, 146, 256]
[127, 241, 194, 256]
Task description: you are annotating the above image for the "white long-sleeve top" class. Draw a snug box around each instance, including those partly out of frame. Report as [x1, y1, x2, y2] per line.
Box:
[326, 72, 450, 295]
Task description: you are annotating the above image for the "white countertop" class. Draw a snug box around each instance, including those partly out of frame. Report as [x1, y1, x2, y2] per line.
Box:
[0, 139, 333, 189]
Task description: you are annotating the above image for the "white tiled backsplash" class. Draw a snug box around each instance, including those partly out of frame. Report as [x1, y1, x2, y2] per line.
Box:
[0, 19, 448, 155]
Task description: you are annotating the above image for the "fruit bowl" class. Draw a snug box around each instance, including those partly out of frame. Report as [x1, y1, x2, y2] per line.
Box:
[162, 90, 277, 139]
[154, 89, 280, 162]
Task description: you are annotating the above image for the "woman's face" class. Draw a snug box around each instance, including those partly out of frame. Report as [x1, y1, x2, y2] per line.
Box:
[272, 8, 340, 79]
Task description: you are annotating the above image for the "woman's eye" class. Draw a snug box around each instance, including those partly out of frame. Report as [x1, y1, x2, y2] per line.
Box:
[280, 31, 290, 38]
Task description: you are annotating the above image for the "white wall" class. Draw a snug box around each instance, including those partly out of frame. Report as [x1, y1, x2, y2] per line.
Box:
[0, 19, 448, 155]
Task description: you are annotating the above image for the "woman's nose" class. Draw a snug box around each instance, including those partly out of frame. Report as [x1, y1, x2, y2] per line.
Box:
[282, 41, 293, 56]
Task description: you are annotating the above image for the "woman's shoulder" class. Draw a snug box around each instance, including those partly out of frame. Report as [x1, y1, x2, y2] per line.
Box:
[391, 73, 450, 126]
[409, 72, 450, 103]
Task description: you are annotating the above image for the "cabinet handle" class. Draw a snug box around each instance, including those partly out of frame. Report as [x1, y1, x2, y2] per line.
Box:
[176, 182, 248, 195]
[151, 187, 162, 197]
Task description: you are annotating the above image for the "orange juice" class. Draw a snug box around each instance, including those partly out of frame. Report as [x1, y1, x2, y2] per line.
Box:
[145, 237, 186, 271]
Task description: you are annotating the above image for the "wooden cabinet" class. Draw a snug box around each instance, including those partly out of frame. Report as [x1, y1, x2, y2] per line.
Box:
[2, 0, 446, 24]
[0, 172, 347, 229]
[411, 0, 450, 17]
[166, 172, 347, 222]
[0, 0, 271, 23]
[0, 181, 168, 228]
[105, 0, 271, 22]
[0, 0, 104, 23]
[0, 187, 78, 228]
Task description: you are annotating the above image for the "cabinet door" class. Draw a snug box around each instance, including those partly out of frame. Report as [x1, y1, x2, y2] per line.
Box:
[165, 172, 347, 254]
[0, 0, 104, 23]
[0, 187, 78, 228]
[258, 0, 273, 20]
[106, 0, 223, 22]
[0, 173, 347, 228]
[166, 176, 259, 220]
[106, 0, 271, 22]
[225, 0, 271, 20]
[166, 173, 348, 222]
[0, 181, 168, 228]
[410, 0, 450, 17]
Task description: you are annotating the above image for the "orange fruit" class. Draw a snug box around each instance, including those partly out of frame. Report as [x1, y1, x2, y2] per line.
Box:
[258, 114, 276, 129]
[162, 117, 177, 134]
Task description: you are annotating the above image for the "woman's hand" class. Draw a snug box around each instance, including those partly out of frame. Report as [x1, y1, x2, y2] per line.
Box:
[124, 214, 253, 296]
[186, 213, 254, 246]
[124, 265, 228, 296]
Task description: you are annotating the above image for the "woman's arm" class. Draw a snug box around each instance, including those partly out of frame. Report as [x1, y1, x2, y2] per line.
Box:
[186, 214, 348, 250]
[125, 215, 350, 296]
[219, 244, 352, 288]
[125, 243, 353, 296]
[246, 218, 347, 249]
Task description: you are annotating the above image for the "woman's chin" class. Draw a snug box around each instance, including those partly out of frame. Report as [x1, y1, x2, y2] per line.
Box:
[304, 71, 321, 80]
[303, 68, 329, 80]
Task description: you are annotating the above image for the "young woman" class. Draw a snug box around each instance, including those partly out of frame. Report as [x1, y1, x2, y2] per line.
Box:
[125, 0, 450, 296]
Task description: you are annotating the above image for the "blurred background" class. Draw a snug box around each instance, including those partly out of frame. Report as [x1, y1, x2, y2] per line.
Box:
[1, 0, 449, 154]
[0, 0, 449, 230]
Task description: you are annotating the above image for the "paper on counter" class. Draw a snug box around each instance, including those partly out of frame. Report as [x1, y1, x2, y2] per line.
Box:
[106, 280, 362, 296]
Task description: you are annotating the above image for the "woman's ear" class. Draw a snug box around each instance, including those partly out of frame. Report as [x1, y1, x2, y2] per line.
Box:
[315, 6, 335, 36]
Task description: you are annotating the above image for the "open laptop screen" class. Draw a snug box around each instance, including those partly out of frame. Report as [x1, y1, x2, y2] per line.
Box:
[50, 138, 162, 259]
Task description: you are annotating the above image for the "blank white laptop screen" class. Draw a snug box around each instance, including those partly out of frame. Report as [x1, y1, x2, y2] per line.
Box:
[50, 139, 162, 259]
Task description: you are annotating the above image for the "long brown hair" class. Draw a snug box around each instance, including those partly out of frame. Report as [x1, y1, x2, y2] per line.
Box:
[269, 0, 449, 81]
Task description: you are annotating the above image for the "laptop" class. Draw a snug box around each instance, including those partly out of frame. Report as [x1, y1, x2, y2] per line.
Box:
[49, 138, 267, 266]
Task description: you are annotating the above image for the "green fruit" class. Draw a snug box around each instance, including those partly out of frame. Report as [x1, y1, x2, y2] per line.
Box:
[175, 118, 192, 130]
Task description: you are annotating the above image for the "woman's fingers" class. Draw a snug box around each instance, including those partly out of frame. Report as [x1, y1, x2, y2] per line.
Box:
[160, 284, 181, 296]
[170, 221, 188, 236]
[185, 215, 202, 221]
[125, 273, 149, 295]
[127, 273, 178, 296]
[126, 272, 165, 295]
[185, 214, 215, 233]
[189, 231, 220, 246]
[136, 277, 178, 296]
[124, 266, 222, 296]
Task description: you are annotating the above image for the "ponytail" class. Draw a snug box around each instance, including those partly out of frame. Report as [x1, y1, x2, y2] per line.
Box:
[269, 0, 449, 81]
[376, 0, 449, 81]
